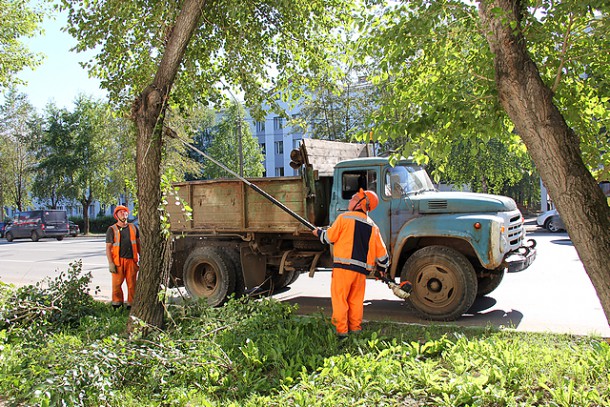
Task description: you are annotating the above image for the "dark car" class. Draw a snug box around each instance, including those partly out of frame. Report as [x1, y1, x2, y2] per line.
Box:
[0, 221, 12, 238]
[4, 210, 69, 242]
[69, 221, 80, 237]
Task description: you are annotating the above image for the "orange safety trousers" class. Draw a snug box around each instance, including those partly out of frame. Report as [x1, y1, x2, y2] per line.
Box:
[112, 257, 138, 306]
[331, 267, 366, 335]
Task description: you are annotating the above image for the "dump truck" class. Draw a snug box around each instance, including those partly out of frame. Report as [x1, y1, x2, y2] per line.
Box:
[166, 139, 536, 320]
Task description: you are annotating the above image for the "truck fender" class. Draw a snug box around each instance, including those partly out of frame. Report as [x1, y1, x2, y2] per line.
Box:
[390, 214, 505, 277]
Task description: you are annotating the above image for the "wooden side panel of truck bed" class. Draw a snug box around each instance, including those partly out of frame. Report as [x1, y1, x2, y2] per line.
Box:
[167, 177, 312, 233]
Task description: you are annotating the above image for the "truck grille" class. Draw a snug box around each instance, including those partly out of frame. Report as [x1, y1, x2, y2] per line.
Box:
[506, 213, 524, 250]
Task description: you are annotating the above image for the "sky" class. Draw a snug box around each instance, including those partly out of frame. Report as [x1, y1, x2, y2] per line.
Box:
[16, 11, 106, 112]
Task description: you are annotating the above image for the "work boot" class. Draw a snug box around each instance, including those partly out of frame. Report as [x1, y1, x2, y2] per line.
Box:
[112, 303, 123, 310]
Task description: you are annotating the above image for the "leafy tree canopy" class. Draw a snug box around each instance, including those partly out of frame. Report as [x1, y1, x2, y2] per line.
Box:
[203, 103, 265, 179]
[0, 88, 38, 212]
[0, 0, 46, 90]
[60, 0, 353, 117]
[354, 0, 610, 188]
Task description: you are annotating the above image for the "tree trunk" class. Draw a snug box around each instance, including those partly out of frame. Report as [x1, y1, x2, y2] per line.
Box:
[80, 199, 90, 235]
[478, 0, 610, 325]
[127, 0, 206, 334]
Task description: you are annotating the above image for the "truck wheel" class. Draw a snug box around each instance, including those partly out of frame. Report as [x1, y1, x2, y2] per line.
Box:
[272, 269, 297, 290]
[287, 269, 301, 286]
[224, 249, 245, 297]
[31, 230, 40, 242]
[401, 246, 477, 321]
[476, 270, 505, 297]
[183, 247, 236, 306]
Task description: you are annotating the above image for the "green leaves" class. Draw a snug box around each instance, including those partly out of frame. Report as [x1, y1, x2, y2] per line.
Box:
[354, 0, 609, 195]
[0, 0, 46, 89]
[60, 0, 353, 113]
[1, 288, 610, 406]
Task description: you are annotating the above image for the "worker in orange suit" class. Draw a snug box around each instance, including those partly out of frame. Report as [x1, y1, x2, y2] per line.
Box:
[313, 189, 389, 338]
[106, 205, 141, 310]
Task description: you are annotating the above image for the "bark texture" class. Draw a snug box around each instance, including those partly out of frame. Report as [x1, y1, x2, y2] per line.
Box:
[479, 0, 610, 324]
[128, 0, 206, 334]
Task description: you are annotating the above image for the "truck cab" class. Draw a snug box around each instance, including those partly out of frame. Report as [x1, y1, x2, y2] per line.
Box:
[325, 155, 536, 320]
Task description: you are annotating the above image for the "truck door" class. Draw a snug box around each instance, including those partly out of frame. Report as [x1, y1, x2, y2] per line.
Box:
[330, 168, 392, 247]
[382, 165, 420, 248]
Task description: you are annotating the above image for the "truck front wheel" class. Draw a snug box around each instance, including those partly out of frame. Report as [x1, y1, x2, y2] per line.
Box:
[183, 247, 236, 306]
[401, 246, 477, 321]
[476, 270, 505, 297]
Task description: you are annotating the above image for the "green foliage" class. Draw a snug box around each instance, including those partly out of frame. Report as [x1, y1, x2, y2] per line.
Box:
[0, 0, 46, 89]
[0, 87, 39, 212]
[60, 0, 353, 115]
[203, 103, 265, 179]
[0, 261, 99, 337]
[354, 0, 610, 192]
[1, 277, 609, 406]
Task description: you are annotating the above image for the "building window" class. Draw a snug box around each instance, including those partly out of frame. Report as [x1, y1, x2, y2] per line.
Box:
[275, 141, 284, 155]
[273, 116, 284, 130]
[293, 138, 302, 149]
[275, 167, 285, 176]
[256, 121, 266, 133]
[260, 143, 266, 155]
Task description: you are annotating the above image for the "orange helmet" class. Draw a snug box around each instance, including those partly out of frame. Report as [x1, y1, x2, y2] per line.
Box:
[113, 205, 129, 220]
[350, 189, 379, 212]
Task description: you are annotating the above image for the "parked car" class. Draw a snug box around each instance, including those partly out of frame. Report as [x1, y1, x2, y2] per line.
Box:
[536, 209, 565, 233]
[69, 221, 80, 237]
[548, 214, 565, 232]
[0, 221, 12, 238]
[4, 210, 70, 242]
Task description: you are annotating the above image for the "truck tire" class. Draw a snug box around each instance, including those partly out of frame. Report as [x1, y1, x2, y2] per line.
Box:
[5, 231, 14, 242]
[476, 270, 505, 297]
[287, 269, 301, 286]
[401, 246, 477, 321]
[224, 248, 245, 297]
[31, 230, 40, 242]
[271, 269, 298, 290]
[183, 247, 236, 306]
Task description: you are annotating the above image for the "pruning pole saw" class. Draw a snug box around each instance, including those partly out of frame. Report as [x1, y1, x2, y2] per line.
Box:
[169, 132, 413, 300]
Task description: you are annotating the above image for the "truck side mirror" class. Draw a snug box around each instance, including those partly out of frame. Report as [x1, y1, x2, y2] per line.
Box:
[390, 174, 404, 198]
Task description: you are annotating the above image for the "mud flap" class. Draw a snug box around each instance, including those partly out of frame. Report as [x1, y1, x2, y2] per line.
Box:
[240, 246, 267, 289]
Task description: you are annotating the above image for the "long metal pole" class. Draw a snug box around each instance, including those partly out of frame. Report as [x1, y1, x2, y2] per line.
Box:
[172, 134, 316, 230]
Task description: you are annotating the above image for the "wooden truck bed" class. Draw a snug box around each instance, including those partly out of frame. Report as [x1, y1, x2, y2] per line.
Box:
[166, 176, 314, 234]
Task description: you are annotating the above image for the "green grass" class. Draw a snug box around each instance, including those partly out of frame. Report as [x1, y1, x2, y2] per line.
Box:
[1, 268, 609, 407]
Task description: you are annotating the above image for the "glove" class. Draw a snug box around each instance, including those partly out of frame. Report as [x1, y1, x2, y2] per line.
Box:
[109, 263, 117, 273]
[373, 266, 387, 280]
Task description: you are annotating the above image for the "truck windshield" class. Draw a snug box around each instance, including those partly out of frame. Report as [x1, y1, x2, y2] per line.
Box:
[387, 164, 436, 195]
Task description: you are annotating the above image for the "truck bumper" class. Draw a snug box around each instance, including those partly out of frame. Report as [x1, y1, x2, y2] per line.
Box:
[506, 239, 537, 273]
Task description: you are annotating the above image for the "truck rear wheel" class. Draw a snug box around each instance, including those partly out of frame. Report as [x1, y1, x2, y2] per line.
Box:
[224, 249, 245, 297]
[183, 247, 236, 306]
[271, 269, 298, 290]
[401, 246, 477, 321]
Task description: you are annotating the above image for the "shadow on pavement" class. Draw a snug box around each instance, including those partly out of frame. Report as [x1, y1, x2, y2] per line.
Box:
[279, 293, 524, 331]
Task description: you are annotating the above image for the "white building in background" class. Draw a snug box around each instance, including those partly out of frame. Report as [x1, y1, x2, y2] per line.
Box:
[246, 100, 306, 177]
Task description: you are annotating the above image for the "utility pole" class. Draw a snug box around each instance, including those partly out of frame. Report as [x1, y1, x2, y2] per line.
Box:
[237, 115, 243, 177]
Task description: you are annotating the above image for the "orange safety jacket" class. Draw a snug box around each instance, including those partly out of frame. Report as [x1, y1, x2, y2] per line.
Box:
[109, 223, 139, 265]
[318, 211, 389, 275]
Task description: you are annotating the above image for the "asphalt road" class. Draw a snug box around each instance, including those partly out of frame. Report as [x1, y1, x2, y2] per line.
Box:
[1, 228, 609, 337]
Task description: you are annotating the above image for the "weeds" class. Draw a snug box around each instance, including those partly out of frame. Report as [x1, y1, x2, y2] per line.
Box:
[1, 264, 609, 406]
